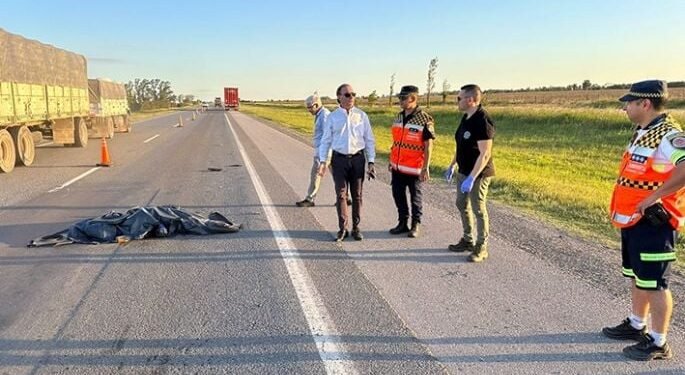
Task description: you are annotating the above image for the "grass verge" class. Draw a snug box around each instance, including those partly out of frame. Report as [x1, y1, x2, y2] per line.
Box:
[241, 102, 685, 267]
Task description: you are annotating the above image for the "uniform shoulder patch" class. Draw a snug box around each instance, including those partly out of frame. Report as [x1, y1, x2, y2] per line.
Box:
[667, 132, 685, 149]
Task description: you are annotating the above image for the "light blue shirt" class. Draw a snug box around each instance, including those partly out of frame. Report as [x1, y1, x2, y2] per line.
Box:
[318, 106, 376, 163]
[312, 107, 330, 157]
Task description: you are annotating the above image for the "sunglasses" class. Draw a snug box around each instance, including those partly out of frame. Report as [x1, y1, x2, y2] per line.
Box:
[342, 92, 357, 98]
[398, 95, 409, 101]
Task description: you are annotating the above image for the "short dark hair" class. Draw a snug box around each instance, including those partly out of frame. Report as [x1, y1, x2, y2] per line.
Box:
[647, 97, 667, 111]
[460, 84, 482, 104]
[336, 83, 351, 96]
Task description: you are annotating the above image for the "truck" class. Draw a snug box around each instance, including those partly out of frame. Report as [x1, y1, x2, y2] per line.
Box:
[214, 97, 222, 108]
[224, 87, 239, 111]
[0, 28, 130, 173]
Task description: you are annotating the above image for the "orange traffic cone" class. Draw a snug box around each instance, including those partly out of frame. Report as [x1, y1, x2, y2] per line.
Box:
[96, 137, 112, 167]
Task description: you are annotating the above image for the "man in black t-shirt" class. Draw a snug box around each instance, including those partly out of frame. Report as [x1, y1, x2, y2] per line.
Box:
[445, 84, 495, 262]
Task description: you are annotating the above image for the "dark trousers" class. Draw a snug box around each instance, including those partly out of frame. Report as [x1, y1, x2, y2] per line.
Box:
[331, 151, 365, 231]
[391, 170, 423, 223]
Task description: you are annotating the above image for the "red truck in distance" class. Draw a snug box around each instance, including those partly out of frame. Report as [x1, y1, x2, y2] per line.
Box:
[224, 87, 239, 111]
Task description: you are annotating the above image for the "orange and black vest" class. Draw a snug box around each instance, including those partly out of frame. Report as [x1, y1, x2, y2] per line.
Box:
[390, 109, 433, 176]
[610, 116, 685, 230]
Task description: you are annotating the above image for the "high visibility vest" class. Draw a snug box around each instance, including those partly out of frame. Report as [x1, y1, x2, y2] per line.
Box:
[389, 110, 433, 176]
[610, 117, 685, 230]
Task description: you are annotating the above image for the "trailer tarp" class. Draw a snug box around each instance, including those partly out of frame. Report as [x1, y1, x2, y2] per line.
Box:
[0, 28, 87, 88]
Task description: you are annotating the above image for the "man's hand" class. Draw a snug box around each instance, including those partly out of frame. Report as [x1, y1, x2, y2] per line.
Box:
[636, 196, 659, 215]
[367, 162, 376, 180]
[420, 168, 430, 182]
[317, 163, 327, 177]
[460, 175, 475, 193]
[444, 163, 455, 183]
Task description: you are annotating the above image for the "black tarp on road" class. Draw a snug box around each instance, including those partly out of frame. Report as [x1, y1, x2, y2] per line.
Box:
[28, 206, 242, 247]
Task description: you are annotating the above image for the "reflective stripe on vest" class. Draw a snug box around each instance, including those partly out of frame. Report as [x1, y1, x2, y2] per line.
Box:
[610, 119, 685, 230]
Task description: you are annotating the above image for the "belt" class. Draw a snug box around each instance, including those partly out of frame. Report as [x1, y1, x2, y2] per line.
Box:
[333, 150, 364, 158]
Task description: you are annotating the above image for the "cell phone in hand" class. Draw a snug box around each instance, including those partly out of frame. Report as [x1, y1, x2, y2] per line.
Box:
[644, 202, 671, 226]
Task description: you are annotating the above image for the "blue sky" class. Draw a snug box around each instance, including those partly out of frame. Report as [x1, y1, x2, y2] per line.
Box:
[3, 0, 685, 101]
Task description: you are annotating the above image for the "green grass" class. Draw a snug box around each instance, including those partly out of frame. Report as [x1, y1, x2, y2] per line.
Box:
[241, 102, 685, 266]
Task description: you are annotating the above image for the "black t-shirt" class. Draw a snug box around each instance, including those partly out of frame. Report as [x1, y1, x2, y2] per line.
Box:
[455, 105, 495, 177]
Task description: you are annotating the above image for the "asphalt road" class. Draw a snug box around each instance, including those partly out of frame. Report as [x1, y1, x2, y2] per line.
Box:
[0, 109, 683, 374]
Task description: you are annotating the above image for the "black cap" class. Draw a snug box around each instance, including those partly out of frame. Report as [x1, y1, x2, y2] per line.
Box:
[398, 85, 419, 97]
[619, 80, 668, 102]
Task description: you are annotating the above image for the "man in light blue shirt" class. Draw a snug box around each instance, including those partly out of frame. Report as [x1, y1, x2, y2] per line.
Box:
[318, 83, 376, 242]
[296, 94, 331, 207]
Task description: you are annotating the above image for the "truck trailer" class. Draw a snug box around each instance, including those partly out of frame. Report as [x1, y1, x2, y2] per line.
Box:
[0, 28, 130, 174]
[224, 87, 239, 111]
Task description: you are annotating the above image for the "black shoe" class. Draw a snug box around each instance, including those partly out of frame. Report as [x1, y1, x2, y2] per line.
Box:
[347, 198, 352, 206]
[335, 230, 349, 242]
[389, 221, 410, 235]
[601, 318, 648, 341]
[623, 335, 673, 361]
[448, 238, 475, 252]
[351, 228, 363, 241]
[296, 199, 315, 207]
[408, 222, 420, 238]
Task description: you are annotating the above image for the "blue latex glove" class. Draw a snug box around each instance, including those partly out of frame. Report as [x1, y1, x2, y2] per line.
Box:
[460, 175, 475, 193]
[444, 167, 454, 183]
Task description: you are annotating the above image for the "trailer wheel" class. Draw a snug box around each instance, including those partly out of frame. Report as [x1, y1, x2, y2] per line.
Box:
[106, 117, 115, 139]
[74, 117, 88, 148]
[0, 129, 17, 173]
[9, 126, 35, 166]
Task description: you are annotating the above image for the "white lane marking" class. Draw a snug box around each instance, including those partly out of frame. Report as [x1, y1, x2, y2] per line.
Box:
[143, 134, 160, 143]
[48, 167, 101, 193]
[36, 142, 54, 148]
[225, 114, 357, 374]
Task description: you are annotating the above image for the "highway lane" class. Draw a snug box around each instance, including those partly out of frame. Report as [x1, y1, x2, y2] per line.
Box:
[228, 110, 685, 374]
[0, 111, 185, 208]
[1, 108, 684, 373]
[0, 110, 444, 374]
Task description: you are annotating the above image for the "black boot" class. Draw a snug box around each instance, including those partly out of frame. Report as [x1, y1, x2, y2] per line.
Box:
[389, 220, 410, 234]
[408, 221, 420, 238]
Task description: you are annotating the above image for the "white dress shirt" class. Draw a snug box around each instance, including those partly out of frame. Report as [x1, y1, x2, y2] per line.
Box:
[312, 107, 330, 158]
[318, 106, 376, 163]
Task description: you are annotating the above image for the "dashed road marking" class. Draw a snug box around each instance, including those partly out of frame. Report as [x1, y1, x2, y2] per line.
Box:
[48, 167, 101, 193]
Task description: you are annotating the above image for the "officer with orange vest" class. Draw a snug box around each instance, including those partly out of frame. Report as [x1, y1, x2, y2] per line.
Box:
[388, 85, 435, 238]
[602, 80, 685, 361]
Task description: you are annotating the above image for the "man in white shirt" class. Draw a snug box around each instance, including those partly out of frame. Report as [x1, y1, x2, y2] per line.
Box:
[318, 83, 376, 242]
[296, 94, 330, 207]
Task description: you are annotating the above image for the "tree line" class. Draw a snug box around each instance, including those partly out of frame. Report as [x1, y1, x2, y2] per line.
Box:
[125, 78, 198, 111]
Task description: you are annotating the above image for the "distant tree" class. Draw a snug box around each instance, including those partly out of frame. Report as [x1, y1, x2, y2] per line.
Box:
[582, 79, 592, 90]
[442, 79, 450, 104]
[126, 78, 175, 111]
[389, 73, 396, 106]
[368, 90, 379, 107]
[426, 57, 438, 107]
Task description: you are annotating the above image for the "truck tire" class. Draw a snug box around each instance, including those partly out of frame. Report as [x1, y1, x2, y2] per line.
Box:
[0, 129, 17, 173]
[73, 117, 88, 148]
[106, 117, 115, 139]
[9, 126, 35, 166]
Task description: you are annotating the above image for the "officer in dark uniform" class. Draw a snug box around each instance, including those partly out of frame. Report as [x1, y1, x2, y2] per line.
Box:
[388, 85, 435, 238]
